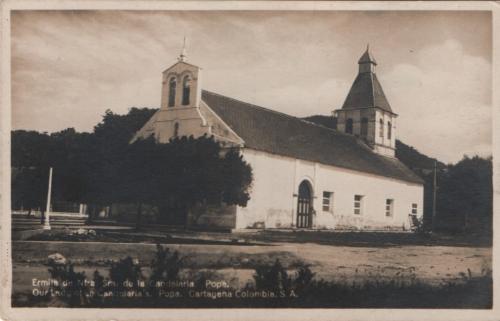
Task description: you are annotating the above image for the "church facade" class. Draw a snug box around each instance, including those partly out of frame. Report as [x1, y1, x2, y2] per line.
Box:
[133, 47, 424, 231]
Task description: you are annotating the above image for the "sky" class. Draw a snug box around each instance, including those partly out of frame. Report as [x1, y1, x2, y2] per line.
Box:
[11, 10, 492, 164]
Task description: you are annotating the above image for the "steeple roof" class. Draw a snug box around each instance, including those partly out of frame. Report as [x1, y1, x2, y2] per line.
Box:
[358, 45, 377, 65]
[341, 47, 393, 113]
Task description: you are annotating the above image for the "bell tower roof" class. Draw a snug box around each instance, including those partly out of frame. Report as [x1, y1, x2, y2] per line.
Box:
[340, 46, 394, 114]
[358, 44, 377, 65]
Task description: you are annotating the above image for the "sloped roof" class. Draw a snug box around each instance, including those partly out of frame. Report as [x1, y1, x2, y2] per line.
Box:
[341, 72, 393, 113]
[358, 49, 377, 65]
[201, 90, 423, 184]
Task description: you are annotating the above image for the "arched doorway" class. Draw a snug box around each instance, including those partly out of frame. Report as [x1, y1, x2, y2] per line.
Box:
[296, 180, 313, 228]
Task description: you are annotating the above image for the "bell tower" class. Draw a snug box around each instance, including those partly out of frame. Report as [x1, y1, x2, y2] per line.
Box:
[137, 39, 209, 143]
[333, 46, 397, 158]
[160, 39, 202, 109]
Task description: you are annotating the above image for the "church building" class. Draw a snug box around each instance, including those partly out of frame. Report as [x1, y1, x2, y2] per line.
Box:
[133, 46, 424, 231]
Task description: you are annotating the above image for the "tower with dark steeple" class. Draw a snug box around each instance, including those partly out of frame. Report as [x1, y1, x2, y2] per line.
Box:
[333, 46, 397, 157]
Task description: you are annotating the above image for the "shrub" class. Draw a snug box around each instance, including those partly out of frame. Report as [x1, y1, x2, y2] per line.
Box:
[251, 259, 316, 298]
[47, 260, 89, 306]
[294, 263, 315, 292]
[150, 244, 182, 280]
[32, 247, 491, 309]
[412, 215, 430, 236]
[90, 270, 106, 304]
[108, 256, 144, 294]
[148, 244, 183, 297]
[253, 259, 292, 293]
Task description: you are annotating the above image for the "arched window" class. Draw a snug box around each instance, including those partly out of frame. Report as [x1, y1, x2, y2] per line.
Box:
[379, 119, 384, 138]
[182, 75, 191, 105]
[168, 77, 177, 107]
[173, 122, 179, 137]
[345, 118, 353, 134]
[360, 117, 368, 137]
[387, 121, 392, 140]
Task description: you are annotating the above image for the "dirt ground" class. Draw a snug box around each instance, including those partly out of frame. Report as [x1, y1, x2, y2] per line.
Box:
[12, 239, 491, 295]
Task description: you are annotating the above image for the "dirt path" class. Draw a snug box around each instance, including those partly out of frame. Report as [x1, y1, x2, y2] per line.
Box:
[12, 241, 491, 287]
[279, 243, 490, 284]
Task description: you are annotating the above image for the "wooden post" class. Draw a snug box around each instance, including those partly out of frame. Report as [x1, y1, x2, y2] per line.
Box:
[431, 160, 437, 232]
[43, 167, 53, 230]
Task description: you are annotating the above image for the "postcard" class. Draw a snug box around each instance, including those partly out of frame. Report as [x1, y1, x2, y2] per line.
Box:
[1, 1, 498, 320]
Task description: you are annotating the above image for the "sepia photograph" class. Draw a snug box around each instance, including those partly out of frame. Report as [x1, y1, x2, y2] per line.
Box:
[1, 1, 497, 320]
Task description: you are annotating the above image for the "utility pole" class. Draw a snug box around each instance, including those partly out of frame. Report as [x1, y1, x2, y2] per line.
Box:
[431, 160, 437, 232]
[43, 167, 53, 230]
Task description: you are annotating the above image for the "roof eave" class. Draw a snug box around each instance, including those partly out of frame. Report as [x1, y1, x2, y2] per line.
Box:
[335, 106, 397, 116]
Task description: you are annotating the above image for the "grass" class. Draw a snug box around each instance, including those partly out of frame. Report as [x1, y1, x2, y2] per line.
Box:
[24, 226, 493, 248]
[237, 230, 492, 248]
[27, 229, 262, 246]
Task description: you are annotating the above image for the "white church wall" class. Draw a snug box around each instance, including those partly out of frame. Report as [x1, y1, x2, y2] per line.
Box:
[236, 148, 423, 231]
[375, 109, 396, 151]
[313, 162, 423, 230]
[153, 107, 209, 143]
[235, 148, 297, 229]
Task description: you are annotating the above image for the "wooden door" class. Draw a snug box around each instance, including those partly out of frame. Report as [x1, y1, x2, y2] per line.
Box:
[296, 181, 313, 228]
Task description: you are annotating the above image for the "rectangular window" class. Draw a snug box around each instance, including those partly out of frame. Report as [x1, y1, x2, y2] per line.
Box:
[386, 199, 394, 217]
[411, 203, 418, 215]
[354, 195, 364, 215]
[322, 192, 333, 212]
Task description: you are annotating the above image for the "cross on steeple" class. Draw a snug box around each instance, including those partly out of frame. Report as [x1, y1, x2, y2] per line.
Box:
[178, 36, 187, 62]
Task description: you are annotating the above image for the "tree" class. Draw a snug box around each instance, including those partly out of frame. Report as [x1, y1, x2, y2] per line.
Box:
[12, 107, 254, 229]
[11, 130, 51, 168]
[221, 148, 253, 206]
[158, 135, 253, 226]
[47, 129, 92, 205]
[86, 107, 158, 222]
[117, 136, 160, 229]
[435, 156, 492, 236]
[120, 135, 253, 228]
[11, 167, 49, 216]
[11, 108, 158, 222]
[11, 130, 52, 217]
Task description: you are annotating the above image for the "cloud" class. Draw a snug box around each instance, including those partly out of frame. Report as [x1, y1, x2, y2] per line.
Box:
[382, 39, 492, 163]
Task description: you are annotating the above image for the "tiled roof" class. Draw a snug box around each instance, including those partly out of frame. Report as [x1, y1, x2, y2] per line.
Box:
[341, 72, 393, 113]
[202, 90, 423, 184]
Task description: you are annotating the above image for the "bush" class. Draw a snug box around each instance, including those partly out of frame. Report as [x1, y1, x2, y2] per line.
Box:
[412, 215, 430, 235]
[148, 244, 183, 297]
[108, 256, 144, 295]
[31, 247, 491, 308]
[91, 270, 106, 304]
[294, 264, 315, 292]
[46, 260, 89, 306]
[249, 261, 491, 308]
[253, 259, 292, 292]
[251, 259, 315, 298]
